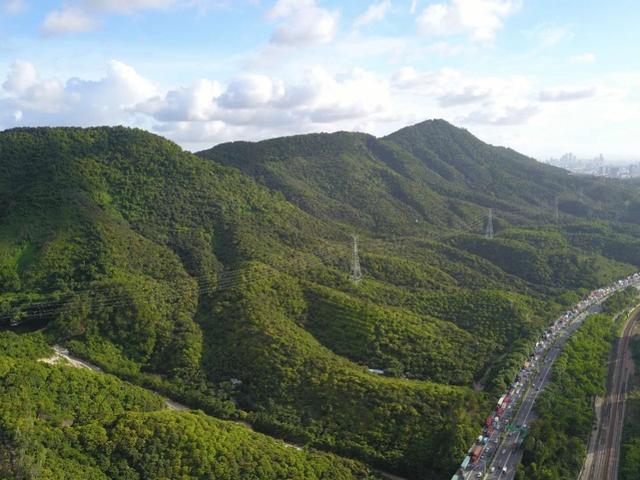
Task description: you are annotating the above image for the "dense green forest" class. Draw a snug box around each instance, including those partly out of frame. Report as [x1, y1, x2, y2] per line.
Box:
[2, 121, 640, 478]
[0, 332, 380, 480]
[518, 288, 639, 479]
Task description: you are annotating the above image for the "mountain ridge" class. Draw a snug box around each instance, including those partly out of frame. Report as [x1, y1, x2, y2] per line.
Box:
[2, 121, 640, 479]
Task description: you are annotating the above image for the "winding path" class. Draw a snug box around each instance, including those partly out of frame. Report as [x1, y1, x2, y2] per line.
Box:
[39, 345, 412, 478]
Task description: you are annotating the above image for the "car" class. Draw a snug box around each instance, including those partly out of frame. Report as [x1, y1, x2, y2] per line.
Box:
[491, 467, 495, 473]
[502, 449, 506, 454]
[476, 473, 482, 478]
[502, 466, 508, 473]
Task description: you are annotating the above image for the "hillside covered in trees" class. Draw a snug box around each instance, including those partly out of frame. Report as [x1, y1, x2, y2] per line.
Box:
[2, 121, 640, 479]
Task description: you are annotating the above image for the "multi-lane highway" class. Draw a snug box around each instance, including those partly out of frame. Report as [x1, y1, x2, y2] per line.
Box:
[457, 275, 640, 480]
[482, 305, 600, 479]
[579, 308, 638, 480]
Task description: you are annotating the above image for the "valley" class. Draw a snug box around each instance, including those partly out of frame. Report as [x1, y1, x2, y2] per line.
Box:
[2, 122, 640, 479]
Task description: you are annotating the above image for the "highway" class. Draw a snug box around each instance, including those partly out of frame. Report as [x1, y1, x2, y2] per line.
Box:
[460, 305, 596, 480]
[458, 274, 640, 480]
[482, 305, 600, 480]
[578, 308, 638, 480]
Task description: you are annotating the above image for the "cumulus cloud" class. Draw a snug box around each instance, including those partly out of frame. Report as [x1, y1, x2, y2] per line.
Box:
[1, 60, 157, 123]
[218, 75, 285, 109]
[353, 0, 391, 30]
[570, 52, 596, 64]
[268, 0, 339, 46]
[539, 86, 598, 102]
[2, 60, 38, 94]
[416, 0, 520, 42]
[138, 79, 222, 122]
[133, 65, 392, 146]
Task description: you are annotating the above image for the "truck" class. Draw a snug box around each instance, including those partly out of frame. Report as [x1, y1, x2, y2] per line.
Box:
[471, 445, 483, 463]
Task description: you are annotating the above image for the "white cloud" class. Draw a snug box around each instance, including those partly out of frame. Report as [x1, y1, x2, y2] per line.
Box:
[138, 79, 222, 121]
[460, 102, 538, 125]
[570, 52, 596, 64]
[39, 0, 207, 34]
[539, 86, 598, 102]
[2, 61, 64, 112]
[410, 0, 419, 14]
[438, 85, 490, 106]
[268, 0, 339, 46]
[133, 65, 391, 146]
[218, 75, 285, 109]
[416, 0, 520, 42]
[2, 60, 38, 94]
[41, 8, 97, 34]
[2, 0, 27, 13]
[1, 60, 157, 123]
[353, 0, 391, 30]
[527, 23, 573, 48]
[391, 66, 528, 108]
[3, 57, 638, 159]
[78, 0, 174, 14]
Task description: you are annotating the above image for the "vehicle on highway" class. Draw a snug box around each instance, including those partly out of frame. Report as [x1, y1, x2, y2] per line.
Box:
[451, 273, 640, 479]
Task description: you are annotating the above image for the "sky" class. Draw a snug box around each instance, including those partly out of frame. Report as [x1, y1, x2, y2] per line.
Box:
[0, 0, 639, 160]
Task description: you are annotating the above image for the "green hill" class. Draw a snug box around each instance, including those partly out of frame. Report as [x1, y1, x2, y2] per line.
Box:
[0, 332, 379, 480]
[1, 121, 640, 479]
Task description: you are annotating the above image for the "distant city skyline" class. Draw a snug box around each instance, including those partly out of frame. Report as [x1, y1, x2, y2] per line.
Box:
[547, 153, 640, 165]
[1, 0, 639, 158]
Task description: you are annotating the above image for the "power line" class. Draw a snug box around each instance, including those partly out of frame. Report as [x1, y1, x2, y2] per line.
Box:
[485, 208, 494, 239]
[2, 209, 496, 326]
[350, 235, 363, 286]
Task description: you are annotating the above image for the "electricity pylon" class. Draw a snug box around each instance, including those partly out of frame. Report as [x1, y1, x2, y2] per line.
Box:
[350, 235, 363, 285]
[485, 209, 494, 239]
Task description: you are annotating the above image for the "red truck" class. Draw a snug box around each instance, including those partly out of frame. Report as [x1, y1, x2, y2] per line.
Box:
[471, 445, 483, 463]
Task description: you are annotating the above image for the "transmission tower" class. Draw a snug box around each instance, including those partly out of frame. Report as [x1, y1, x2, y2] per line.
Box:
[350, 235, 363, 285]
[485, 208, 494, 239]
[554, 196, 559, 223]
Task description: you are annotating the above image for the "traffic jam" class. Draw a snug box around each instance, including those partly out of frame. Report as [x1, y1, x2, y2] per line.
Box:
[452, 272, 640, 480]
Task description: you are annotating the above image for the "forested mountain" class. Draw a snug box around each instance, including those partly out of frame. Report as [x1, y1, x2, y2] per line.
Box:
[2, 121, 640, 479]
[200, 119, 640, 231]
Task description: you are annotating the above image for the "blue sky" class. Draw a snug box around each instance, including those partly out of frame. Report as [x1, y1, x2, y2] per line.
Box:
[1, 0, 639, 159]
